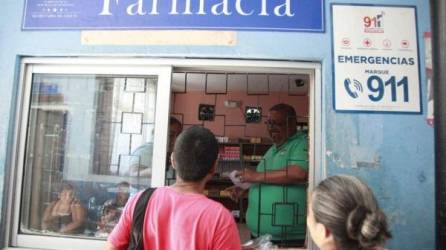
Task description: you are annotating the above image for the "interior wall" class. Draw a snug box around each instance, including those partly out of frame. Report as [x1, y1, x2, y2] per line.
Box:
[172, 91, 308, 138]
[0, 0, 434, 249]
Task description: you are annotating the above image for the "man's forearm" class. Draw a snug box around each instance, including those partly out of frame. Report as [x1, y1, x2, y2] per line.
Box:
[252, 166, 307, 184]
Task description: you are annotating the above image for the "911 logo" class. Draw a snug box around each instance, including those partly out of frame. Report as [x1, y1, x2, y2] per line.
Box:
[363, 11, 385, 33]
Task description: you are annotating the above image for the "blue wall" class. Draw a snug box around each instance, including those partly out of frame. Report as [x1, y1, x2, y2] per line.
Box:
[0, 0, 434, 249]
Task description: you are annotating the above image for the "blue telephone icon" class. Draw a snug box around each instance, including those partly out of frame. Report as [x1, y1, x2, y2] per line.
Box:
[344, 78, 363, 99]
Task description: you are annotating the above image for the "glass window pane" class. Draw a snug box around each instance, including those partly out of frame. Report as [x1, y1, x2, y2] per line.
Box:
[20, 74, 158, 239]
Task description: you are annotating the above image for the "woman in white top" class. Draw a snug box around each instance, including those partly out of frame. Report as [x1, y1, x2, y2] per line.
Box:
[42, 183, 86, 234]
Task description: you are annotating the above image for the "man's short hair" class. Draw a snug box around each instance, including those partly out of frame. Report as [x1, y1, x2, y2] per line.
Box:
[269, 103, 297, 122]
[173, 126, 218, 182]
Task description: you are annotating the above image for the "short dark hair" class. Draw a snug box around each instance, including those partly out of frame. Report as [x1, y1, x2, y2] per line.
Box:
[173, 126, 218, 182]
[269, 103, 297, 122]
[170, 116, 182, 127]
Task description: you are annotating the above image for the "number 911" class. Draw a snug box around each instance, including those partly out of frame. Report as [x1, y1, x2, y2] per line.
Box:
[367, 75, 409, 103]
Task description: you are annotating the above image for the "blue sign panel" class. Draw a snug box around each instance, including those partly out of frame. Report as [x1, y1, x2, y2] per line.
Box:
[23, 0, 324, 32]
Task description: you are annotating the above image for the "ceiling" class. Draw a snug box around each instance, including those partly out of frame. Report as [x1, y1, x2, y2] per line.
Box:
[171, 72, 309, 95]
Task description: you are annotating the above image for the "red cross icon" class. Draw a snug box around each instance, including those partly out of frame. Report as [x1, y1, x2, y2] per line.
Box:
[363, 38, 372, 47]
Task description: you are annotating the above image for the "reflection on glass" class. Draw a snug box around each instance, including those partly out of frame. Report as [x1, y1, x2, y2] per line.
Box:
[21, 74, 157, 239]
[245, 106, 262, 123]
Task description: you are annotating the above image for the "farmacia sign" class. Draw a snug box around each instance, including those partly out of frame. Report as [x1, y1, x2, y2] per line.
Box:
[23, 0, 324, 32]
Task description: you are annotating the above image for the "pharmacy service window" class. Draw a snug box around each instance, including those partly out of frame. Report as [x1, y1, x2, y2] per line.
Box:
[5, 58, 322, 250]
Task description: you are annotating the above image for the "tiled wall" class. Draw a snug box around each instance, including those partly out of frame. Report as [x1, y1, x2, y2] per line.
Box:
[172, 91, 308, 139]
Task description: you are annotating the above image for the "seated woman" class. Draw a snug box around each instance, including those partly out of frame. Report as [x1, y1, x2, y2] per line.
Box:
[42, 183, 86, 234]
[307, 175, 392, 250]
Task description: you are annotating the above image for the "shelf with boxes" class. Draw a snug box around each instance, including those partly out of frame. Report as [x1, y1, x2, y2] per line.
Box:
[219, 143, 241, 162]
[240, 141, 272, 165]
[213, 137, 273, 180]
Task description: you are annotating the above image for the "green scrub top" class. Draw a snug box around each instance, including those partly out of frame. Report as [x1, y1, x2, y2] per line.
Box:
[246, 132, 308, 240]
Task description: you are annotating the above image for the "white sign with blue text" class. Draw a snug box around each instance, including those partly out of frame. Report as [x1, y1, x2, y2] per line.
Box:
[332, 5, 421, 113]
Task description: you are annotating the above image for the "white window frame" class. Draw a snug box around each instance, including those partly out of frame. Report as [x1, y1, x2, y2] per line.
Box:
[5, 57, 324, 250]
[7, 60, 172, 249]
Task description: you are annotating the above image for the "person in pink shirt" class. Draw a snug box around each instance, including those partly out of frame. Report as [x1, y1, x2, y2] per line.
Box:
[105, 126, 241, 250]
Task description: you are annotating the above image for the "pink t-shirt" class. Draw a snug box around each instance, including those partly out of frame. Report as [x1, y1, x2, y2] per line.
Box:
[108, 186, 241, 250]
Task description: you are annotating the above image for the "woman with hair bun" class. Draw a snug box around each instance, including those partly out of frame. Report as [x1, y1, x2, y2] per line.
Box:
[307, 175, 392, 250]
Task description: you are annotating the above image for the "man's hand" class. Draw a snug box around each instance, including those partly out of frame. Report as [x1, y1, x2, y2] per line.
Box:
[235, 169, 260, 183]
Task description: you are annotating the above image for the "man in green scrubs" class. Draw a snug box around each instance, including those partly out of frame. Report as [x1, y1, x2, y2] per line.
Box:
[237, 103, 308, 246]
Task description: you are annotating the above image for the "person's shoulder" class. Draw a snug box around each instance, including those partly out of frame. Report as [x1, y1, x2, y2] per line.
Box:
[71, 199, 84, 207]
[290, 132, 308, 146]
[152, 186, 172, 195]
[293, 131, 308, 140]
[115, 189, 146, 219]
[264, 144, 276, 155]
[125, 189, 145, 207]
[201, 197, 232, 215]
[133, 143, 153, 153]
[203, 198, 236, 226]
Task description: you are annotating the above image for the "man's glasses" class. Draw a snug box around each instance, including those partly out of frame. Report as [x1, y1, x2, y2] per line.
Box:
[264, 120, 287, 129]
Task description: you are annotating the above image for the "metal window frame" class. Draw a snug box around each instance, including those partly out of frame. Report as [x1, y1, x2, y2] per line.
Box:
[5, 57, 324, 250]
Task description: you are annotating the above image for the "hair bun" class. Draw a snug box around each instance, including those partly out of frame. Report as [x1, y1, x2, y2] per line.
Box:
[346, 205, 369, 240]
[347, 206, 391, 248]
